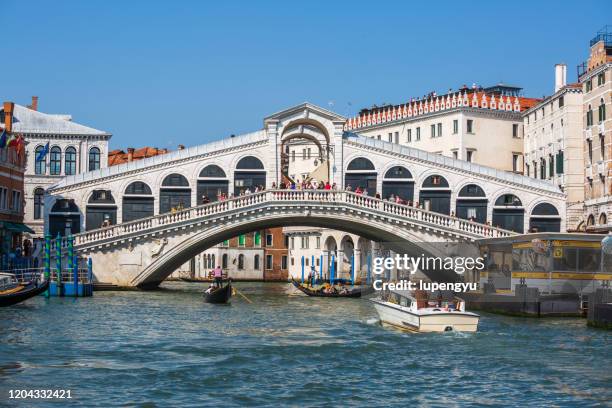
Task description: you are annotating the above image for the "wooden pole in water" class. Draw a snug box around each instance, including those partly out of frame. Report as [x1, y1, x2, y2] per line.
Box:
[67, 235, 73, 295]
[301, 255, 304, 284]
[319, 254, 323, 282]
[44, 235, 51, 298]
[311, 255, 315, 285]
[73, 255, 78, 298]
[55, 233, 62, 297]
[351, 254, 355, 286]
[330, 254, 335, 285]
[367, 253, 371, 285]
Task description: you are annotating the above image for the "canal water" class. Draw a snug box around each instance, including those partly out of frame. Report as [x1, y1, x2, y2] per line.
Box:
[1, 282, 610, 407]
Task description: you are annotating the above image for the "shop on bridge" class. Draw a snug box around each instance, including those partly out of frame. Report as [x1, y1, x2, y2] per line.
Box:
[381, 166, 414, 201]
[529, 203, 561, 233]
[234, 156, 265, 196]
[122, 181, 154, 222]
[86, 190, 117, 230]
[345, 157, 376, 195]
[419, 175, 451, 215]
[160, 174, 191, 214]
[197, 165, 228, 203]
[492, 194, 524, 233]
[49, 199, 81, 237]
[456, 184, 488, 224]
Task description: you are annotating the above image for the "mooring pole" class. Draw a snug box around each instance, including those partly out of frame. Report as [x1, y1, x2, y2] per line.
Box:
[67, 235, 73, 295]
[44, 235, 51, 298]
[330, 255, 335, 285]
[351, 255, 355, 286]
[73, 255, 78, 298]
[319, 255, 323, 282]
[301, 256, 304, 284]
[55, 233, 62, 297]
[367, 253, 371, 285]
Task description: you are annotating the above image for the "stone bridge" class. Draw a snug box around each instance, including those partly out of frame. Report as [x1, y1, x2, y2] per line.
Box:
[43, 103, 566, 287]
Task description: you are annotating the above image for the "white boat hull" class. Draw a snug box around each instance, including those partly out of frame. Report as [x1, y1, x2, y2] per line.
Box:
[372, 299, 479, 333]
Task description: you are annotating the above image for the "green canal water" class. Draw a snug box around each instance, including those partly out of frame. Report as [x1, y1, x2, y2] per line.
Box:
[0, 282, 610, 407]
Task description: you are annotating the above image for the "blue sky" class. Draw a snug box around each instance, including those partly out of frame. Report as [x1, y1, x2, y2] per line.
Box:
[2, 0, 611, 149]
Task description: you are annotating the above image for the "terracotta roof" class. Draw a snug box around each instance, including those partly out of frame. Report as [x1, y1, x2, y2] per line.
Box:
[108, 147, 169, 166]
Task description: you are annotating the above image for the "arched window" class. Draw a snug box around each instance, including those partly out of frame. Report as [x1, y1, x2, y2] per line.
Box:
[495, 194, 522, 207]
[456, 184, 487, 223]
[49, 199, 81, 237]
[222, 254, 228, 269]
[34, 188, 45, 219]
[123, 182, 154, 222]
[89, 147, 101, 171]
[236, 156, 264, 169]
[65, 146, 77, 175]
[382, 166, 414, 201]
[198, 165, 228, 202]
[529, 203, 561, 233]
[160, 174, 191, 213]
[419, 175, 451, 215]
[347, 157, 375, 171]
[493, 194, 524, 233]
[234, 156, 265, 195]
[238, 254, 245, 270]
[49, 146, 61, 175]
[254, 254, 260, 270]
[211, 254, 216, 269]
[35, 145, 46, 175]
[345, 157, 376, 195]
[599, 213, 608, 225]
[86, 190, 117, 230]
[422, 175, 450, 188]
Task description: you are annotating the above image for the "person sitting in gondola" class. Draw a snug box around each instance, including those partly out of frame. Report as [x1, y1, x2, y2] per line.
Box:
[205, 284, 214, 294]
[213, 265, 223, 287]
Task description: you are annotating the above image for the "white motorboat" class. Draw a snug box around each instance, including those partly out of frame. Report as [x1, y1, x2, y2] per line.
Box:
[371, 289, 480, 333]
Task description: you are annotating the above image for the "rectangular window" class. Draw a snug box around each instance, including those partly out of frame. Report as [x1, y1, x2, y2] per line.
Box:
[302, 148, 306, 160]
[526, 163, 530, 177]
[238, 234, 246, 247]
[307, 148, 311, 159]
[587, 109, 593, 127]
[437, 123, 442, 137]
[301, 236, 309, 249]
[266, 234, 273, 246]
[281, 255, 288, 270]
[452, 151, 458, 159]
[599, 102, 606, 123]
[377, 135, 381, 140]
[586, 79, 592, 92]
[466, 119, 473, 133]
[556, 151, 564, 174]
[316, 236, 320, 249]
[388, 133, 393, 143]
[558, 96, 564, 108]
[254, 231, 261, 247]
[549, 155, 554, 178]
[407, 129, 412, 143]
[512, 154, 519, 172]
[291, 150, 295, 162]
[265, 255, 273, 270]
[453, 119, 458, 134]
[416, 127, 420, 141]
[290, 236, 295, 250]
[466, 150, 473, 162]
[512, 124, 519, 138]
[430, 124, 436, 138]
[394, 131, 399, 144]
[598, 72, 605, 86]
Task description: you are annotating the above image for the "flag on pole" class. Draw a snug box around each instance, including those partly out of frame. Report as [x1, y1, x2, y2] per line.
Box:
[36, 141, 50, 162]
[0, 129, 7, 148]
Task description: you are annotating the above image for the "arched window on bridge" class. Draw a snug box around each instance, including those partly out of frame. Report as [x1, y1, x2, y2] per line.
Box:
[160, 174, 191, 214]
[122, 181, 154, 223]
[419, 175, 451, 215]
[456, 184, 487, 224]
[492, 194, 524, 233]
[382, 166, 414, 202]
[49, 199, 81, 237]
[234, 156, 266, 195]
[238, 254, 245, 270]
[529, 203, 561, 232]
[198, 164, 228, 203]
[222, 254, 228, 269]
[345, 157, 376, 195]
[86, 190, 117, 231]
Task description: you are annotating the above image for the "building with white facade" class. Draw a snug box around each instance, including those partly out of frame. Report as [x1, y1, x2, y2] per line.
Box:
[0, 98, 111, 238]
[523, 65, 585, 231]
[579, 28, 612, 232]
[345, 85, 540, 173]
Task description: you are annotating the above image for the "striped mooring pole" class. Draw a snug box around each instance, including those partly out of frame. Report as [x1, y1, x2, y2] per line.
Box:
[55, 233, 62, 296]
[44, 235, 51, 298]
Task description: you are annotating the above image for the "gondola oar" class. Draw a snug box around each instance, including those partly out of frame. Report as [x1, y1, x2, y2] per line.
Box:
[233, 287, 253, 303]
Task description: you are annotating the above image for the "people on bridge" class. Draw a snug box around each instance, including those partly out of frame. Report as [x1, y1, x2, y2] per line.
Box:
[202, 195, 210, 204]
[213, 265, 223, 287]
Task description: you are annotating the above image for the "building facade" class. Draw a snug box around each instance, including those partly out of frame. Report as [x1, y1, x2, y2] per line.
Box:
[579, 28, 612, 232]
[0, 103, 31, 262]
[523, 65, 585, 231]
[346, 85, 540, 173]
[0, 97, 111, 238]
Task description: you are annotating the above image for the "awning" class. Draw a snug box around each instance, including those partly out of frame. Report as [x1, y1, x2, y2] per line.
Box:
[0, 221, 35, 234]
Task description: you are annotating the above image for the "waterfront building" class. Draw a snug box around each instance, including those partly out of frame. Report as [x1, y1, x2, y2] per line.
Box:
[523, 65, 585, 231]
[0, 102, 32, 261]
[579, 27, 612, 232]
[345, 84, 541, 173]
[0, 97, 112, 238]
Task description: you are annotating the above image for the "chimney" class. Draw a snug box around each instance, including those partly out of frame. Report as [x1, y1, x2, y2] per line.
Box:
[2, 102, 14, 133]
[127, 147, 134, 162]
[554, 64, 567, 92]
[178, 144, 185, 150]
[29, 96, 39, 111]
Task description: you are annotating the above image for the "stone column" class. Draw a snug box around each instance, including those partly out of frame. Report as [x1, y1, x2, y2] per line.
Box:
[354, 249, 362, 279]
[336, 250, 344, 281]
[322, 250, 329, 280]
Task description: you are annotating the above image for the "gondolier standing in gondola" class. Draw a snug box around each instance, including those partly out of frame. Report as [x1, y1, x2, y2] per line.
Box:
[213, 265, 223, 288]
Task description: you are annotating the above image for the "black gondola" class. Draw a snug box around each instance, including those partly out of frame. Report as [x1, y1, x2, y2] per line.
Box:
[203, 281, 232, 304]
[0, 276, 49, 307]
[291, 278, 373, 298]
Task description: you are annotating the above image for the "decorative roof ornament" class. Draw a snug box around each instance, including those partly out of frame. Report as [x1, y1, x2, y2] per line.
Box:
[391, 106, 397, 121]
[418, 101, 423, 115]
[472, 92, 479, 107]
[402, 104, 408, 118]
[451, 93, 457, 108]
[490, 94, 497, 110]
[481, 93, 488, 108]
[505, 96, 512, 111]
[462, 92, 469, 106]
[513, 97, 520, 112]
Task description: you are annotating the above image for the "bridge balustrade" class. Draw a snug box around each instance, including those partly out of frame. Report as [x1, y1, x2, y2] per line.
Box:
[59, 189, 513, 249]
